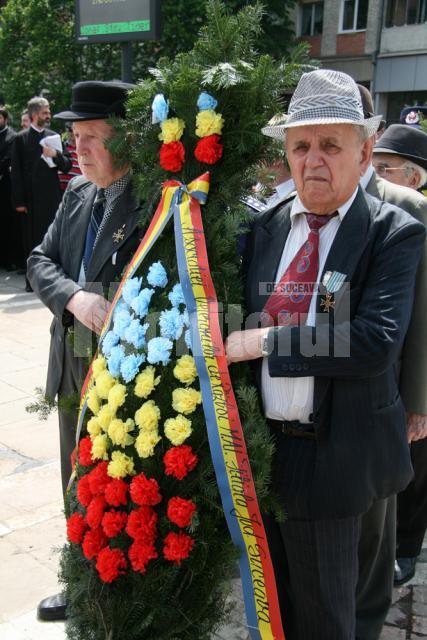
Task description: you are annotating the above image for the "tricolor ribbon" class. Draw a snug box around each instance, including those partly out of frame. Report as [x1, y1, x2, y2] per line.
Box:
[74, 172, 285, 640]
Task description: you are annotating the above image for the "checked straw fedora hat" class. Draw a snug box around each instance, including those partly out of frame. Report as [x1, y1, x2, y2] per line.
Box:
[262, 69, 383, 141]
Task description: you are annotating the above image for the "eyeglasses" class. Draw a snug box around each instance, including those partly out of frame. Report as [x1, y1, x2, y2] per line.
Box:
[374, 163, 414, 178]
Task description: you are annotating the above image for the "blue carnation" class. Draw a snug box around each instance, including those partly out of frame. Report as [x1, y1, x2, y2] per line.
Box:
[147, 261, 168, 289]
[182, 309, 189, 326]
[197, 92, 218, 111]
[185, 329, 192, 351]
[147, 337, 173, 366]
[101, 330, 120, 356]
[168, 283, 185, 308]
[113, 309, 133, 340]
[120, 353, 145, 383]
[152, 93, 169, 123]
[113, 299, 129, 317]
[122, 277, 142, 306]
[124, 319, 149, 349]
[107, 345, 125, 378]
[159, 307, 185, 341]
[130, 287, 154, 318]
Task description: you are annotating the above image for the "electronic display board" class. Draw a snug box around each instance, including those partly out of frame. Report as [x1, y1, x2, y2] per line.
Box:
[76, 0, 161, 43]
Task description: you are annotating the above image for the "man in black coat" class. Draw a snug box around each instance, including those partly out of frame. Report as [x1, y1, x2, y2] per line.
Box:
[226, 69, 425, 640]
[27, 80, 141, 622]
[11, 96, 71, 289]
[0, 107, 22, 269]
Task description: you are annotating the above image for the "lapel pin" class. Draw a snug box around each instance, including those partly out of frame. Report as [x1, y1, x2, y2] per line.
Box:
[321, 292, 335, 313]
[113, 224, 126, 244]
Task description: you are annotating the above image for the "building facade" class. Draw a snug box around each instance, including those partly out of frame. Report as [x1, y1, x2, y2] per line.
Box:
[293, 0, 427, 123]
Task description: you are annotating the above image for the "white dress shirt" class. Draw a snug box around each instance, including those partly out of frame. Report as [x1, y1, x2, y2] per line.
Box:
[261, 188, 359, 422]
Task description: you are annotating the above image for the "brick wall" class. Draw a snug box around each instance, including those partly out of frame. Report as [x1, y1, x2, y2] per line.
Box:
[297, 35, 322, 57]
[336, 31, 366, 56]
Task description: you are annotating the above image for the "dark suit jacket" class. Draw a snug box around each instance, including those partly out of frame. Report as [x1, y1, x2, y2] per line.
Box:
[366, 172, 427, 415]
[27, 175, 143, 399]
[244, 187, 425, 518]
[11, 127, 71, 249]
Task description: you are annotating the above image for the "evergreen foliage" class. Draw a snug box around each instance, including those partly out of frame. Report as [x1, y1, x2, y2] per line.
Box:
[59, 3, 306, 638]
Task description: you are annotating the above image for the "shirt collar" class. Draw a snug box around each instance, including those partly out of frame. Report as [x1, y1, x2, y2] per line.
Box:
[0, 126, 8, 135]
[360, 164, 374, 189]
[290, 187, 359, 225]
[103, 172, 131, 204]
[30, 124, 44, 133]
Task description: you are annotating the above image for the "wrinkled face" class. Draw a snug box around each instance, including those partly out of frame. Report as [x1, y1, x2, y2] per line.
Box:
[373, 152, 420, 190]
[286, 124, 372, 214]
[33, 105, 51, 128]
[73, 119, 127, 188]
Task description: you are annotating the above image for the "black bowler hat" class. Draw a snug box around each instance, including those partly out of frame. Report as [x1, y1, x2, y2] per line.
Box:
[54, 80, 135, 121]
[374, 124, 427, 172]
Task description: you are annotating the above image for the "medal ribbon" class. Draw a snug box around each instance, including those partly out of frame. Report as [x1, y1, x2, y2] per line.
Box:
[74, 172, 285, 640]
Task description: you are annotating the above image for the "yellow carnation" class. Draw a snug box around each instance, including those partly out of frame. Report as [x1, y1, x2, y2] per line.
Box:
[91, 434, 108, 460]
[134, 366, 160, 399]
[92, 355, 106, 379]
[172, 388, 202, 415]
[87, 416, 102, 438]
[164, 414, 192, 446]
[87, 386, 100, 415]
[108, 418, 135, 447]
[108, 383, 127, 411]
[195, 110, 224, 137]
[97, 404, 116, 431]
[95, 369, 115, 400]
[135, 400, 160, 431]
[159, 117, 185, 143]
[135, 430, 161, 458]
[107, 451, 135, 478]
[173, 355, 197, 385]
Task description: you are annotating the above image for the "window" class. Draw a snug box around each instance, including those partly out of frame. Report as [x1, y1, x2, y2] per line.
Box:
[341, 0, 369, 31]
[300, 2, 324, 36]
[385, 0, 427, 26]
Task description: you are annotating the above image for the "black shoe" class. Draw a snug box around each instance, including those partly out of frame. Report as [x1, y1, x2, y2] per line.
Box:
[37, 592, 67, 621]
[394, 556, 417, 586]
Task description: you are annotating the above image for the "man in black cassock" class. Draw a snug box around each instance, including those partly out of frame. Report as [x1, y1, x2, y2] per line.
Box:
[11, 96, 71, 290]
[0, 106, 23, 270]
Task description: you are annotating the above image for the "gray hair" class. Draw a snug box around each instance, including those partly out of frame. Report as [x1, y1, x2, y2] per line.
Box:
[27, 96, 49, 118]
[402, 160, 427, 189]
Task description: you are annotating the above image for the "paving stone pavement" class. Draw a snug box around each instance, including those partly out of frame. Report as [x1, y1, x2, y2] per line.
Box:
[0, 269, 426, 640]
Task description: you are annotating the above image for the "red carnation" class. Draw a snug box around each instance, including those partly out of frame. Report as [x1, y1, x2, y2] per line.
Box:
[128, 540, 158, 574]
[88, 461, 110, 496]
[194, 134, 223, 165]
[82, 527, 107, 560]
[105, 478, 129, 507]
[163, 531, 194, 564]
[102, 510, 128, 538]
[167, 497, 196, 528]
[130, 473, 162, 507]
[78, 436, 95, 467]
[77, 475, 93, 508]
[86, 495, 107, 529]
[126, 506, 158, 542]
[163, 445, 199, 481]
[66, 512, 87, 544]
[96, 547, 127, 583]
[160, 141, 185, 173]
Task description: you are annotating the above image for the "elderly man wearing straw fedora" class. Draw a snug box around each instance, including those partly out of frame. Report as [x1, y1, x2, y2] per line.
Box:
[225, 69, 425, 640]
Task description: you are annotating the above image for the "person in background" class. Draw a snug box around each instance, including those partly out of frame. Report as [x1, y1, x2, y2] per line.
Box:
[373, 125, 427, 192]
[0, 107, 23, 271]
[11, 96, 71, 291]
[226, 68, 425, 640]
[58, 122, 81, 192]
[20, 109, 30, 130]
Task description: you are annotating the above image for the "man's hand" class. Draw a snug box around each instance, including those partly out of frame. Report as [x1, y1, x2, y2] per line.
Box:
[407, 413, 427, 443]
[225, 328, 269, 365]
[42, 146, 57, 159]
[16, 206, 27, 213]
[66, 290, 111, 335]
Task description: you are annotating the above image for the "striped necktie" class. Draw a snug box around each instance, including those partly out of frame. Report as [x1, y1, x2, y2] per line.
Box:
[83, 189, 105, 274]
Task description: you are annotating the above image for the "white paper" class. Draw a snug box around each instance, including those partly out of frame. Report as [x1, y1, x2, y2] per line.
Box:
[40, 134, 63, 168]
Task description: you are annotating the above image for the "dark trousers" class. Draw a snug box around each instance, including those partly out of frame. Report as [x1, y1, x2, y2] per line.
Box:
[397, 438, 427, 557]
[356, 495, 396, 640]
[58, 331, 86, 496]
[266, 432, 361, 640]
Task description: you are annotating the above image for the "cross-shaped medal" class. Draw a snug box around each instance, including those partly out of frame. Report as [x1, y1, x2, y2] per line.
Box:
[113, 224, 126, 243]
[320, 292, 335, 312]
